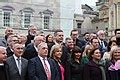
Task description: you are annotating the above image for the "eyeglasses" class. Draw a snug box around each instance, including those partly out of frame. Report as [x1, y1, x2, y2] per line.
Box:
[42, 47, 48, 50]
[16, 47, 24, 50]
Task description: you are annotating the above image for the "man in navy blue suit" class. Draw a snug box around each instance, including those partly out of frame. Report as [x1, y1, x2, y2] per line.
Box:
[28, 42, 58, 80]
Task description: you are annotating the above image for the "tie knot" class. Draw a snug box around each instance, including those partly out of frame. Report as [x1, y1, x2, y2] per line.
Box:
[17, 57, 21, 61]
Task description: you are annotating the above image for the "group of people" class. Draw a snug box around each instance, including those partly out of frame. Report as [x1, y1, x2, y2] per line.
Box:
[0, 25, 120, 80]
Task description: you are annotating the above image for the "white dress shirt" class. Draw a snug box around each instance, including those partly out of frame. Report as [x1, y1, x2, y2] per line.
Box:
[38, 56, 51, 73]
[13, 54, 21, 70]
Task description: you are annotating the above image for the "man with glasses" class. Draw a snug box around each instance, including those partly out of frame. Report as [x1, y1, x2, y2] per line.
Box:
[6, 43, 28, 80]
[6, 35, 19, 57]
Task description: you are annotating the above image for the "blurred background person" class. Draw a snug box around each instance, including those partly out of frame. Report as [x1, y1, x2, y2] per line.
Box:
[18, 34, 27, 48]
[83, 48, 106, 80]
[102, 41, 117, 61]
[97, 30, 107, 56]
[46, 34, 55, 57]
[25, 25, 37, 46]
[6, 35, 19, 57]
[105, 47, 120, 80]
[0, 27, 14, 47]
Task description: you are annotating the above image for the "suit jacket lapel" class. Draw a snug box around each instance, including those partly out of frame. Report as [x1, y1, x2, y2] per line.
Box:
[36, 57, 47, 76]
[48, 59, 53, 76]
[11, 56, 20, 75]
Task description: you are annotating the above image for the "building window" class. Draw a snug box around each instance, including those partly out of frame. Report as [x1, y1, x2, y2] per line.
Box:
[23, 13, 31, 28]
[3, 11, 11, 27]
[77, 23, 81, 28]
[44, 15, 50, 29]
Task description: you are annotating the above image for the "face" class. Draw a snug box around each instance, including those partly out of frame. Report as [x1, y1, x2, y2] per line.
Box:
[116, 31, 120, 38]
[5, 28, 13, 35]
[90, 33, 97, 40]
[29, 26, 37, 35]
[34, 36, 44, 46]
[110, 36, 116, 41]
[98, 32, 105, 40]
[85, 34, 89, 41]
[38, 43, 48, 58]
[74, 52, 81, 60]
[66, 39, 74, 49]
[18, 35, 27, 44]
[48, 35, 53, 42]
[92, 49, 101, 61]
[9, 37, 19, 48]
[0, 48, 7, 63]
[92, 39, 99, 48]
[13, 44, 24, 57]
[111, 42, 117, 48]
[53, 48, 62, 59]
[71, 31, 79, 40]
[112, 49, 120, 60]
[55, 32, 64, 43]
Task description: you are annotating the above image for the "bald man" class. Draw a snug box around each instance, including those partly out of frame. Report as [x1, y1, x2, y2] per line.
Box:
[0, 46, 9, 80]
[23, 35, 45, 60]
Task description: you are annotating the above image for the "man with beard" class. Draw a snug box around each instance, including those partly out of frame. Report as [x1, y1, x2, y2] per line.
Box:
[25, 25, 37, 46]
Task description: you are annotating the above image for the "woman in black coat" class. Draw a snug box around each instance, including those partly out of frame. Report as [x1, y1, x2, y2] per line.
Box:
[105, 46, 120, 80]
[83, 48, 106, 80]
[50, 45, 64, 80]
[68, 46, 84, 80]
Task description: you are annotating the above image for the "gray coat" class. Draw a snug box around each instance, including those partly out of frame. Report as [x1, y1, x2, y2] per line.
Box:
[6, 56, 28, 80]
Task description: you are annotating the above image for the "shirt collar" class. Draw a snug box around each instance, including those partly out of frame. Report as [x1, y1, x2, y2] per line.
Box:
[38, 55, 47, 60]
[0, 63, 4, 66]
[13, 54, 21, 60]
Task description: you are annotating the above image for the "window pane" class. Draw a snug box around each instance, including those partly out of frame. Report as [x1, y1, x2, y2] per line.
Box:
[24, 13, 31, 28]
[3, 12, 10, 27]
[44, 16, 50, 29]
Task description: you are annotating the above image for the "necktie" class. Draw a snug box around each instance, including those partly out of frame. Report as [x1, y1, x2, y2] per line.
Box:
[17, 58, 21, 75]
[43, 58, 51, 80]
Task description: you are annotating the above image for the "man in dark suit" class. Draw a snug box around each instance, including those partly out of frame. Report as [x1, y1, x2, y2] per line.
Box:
[6, 35, 19, 57]
[0, 46, 9, 80]
[28, 42, 58, 80]
[97, 30, 107, 56]
[70, 29, 85, 50]
[6, 43, 28, 80]
[23, 35, 44, 60]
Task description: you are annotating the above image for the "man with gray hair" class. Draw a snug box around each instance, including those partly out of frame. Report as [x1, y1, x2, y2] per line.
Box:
[28, 42, 58, 80]
[0, 46, 9, 80]
[23, 35, 44, 60]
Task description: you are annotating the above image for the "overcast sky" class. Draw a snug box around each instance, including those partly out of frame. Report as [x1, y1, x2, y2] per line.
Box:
[75, 0, 98, 14]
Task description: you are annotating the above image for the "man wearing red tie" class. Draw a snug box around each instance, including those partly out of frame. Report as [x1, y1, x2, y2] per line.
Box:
[28, 42, 58, 80]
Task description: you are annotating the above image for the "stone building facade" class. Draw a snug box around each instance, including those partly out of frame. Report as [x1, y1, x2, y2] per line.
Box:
[0, 0, 60, 35]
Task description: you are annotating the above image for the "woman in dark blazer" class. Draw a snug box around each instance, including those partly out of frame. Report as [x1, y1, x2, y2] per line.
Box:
[50, 45, 64, 80]
[105, 46, 120, 80]
[83, 48, 106, 80]
[69, 46, 84, 80]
